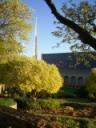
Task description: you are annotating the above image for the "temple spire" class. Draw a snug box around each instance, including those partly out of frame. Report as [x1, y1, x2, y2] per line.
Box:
[33, 17, 38, 59]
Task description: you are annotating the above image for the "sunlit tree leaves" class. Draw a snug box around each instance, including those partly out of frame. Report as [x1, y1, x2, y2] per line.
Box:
[0, 56, 63, 94]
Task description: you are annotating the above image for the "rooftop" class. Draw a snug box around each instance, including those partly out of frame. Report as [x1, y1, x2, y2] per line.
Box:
[42, 52, 96, 70]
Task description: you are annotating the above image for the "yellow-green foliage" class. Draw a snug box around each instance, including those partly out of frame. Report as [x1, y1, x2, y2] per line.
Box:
[86, 68, 96, 98]
[0, 0, 32, 40]
[0, 56, 63, 94]
[0, 0, 32, 61]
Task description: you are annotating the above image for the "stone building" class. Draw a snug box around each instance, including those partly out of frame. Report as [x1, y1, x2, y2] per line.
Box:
[42, 52, 96, 88]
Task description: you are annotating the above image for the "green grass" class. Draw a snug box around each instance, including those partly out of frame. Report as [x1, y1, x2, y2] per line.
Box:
[0, 98, 15, 106]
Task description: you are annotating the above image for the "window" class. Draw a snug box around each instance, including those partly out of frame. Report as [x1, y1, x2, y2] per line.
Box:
[71, 76, 76, 86]
[64, 76, 69, 86]
[67, 56, 74, 68]
[78, 77, 83, 86]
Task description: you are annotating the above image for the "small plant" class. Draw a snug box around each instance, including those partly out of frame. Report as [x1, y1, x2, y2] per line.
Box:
[65, 119, 80, 128]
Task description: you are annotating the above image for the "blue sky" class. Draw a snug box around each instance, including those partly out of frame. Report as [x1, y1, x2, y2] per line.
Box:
[22, 0, 94, 58]
[22, 0, 71, 58]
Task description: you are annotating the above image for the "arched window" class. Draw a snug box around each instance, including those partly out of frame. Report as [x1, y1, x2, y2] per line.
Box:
[71, 76, 76, 87]
[64, 76, 69, 86]
[78, 77, 83, 86]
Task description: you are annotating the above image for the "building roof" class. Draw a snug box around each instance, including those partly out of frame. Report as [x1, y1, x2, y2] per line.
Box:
[42, 52, 96, 71]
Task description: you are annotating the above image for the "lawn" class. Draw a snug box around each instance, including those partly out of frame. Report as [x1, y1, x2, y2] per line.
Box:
[0, 98, 15, 106]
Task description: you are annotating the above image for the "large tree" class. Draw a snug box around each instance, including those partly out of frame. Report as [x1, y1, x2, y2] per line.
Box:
[0, 0, 32, 61]
[44, 0, 96, 51]
[0, 56, 63, 94]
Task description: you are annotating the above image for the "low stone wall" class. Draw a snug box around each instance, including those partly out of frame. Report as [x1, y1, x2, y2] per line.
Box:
[0, 84, 5, 94]
[9, 103, 17, 109]
[0, 105, 46, 128]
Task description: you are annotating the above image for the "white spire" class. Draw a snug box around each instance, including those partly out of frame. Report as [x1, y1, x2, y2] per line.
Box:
[35, 17, 37, 36]
[33, 17, 38, 59]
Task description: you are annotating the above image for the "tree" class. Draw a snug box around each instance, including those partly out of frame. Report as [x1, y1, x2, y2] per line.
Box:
[0, 56, 63, 94]
[85, 68, 96, 99]
[44, 0, 96, 51]
[0, 0, 32, 61]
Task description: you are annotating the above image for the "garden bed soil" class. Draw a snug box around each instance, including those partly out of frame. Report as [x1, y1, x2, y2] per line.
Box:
[29, 106, 96, 119]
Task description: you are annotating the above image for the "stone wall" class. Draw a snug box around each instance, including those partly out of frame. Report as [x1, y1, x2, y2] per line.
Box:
[0, 84, 5, 95]
[10, 103, 17, 109]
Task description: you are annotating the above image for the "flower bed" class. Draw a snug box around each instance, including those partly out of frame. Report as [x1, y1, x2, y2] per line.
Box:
[15, 98, 96, 119]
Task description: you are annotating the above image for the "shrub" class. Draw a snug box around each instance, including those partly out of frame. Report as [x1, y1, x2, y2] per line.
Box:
[77, 86, 88, 98]
[39, 98, 61, 109]
[15, 98, 41, 110]
[85, 68, 96, 100]
[79, 118, 96, 128]
[15, 98, 28, 109]
[15, 98, 61, 110]
[52, 88, 77, 98]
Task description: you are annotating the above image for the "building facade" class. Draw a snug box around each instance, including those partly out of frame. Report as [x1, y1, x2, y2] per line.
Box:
[42, 53, 96, 88]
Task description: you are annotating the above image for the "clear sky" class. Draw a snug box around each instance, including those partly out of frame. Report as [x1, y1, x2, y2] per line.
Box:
[22, 0, 71, 58]
[22, 0, 94, 58]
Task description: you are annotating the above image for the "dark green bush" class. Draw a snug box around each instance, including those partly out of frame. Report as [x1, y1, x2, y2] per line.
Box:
[52, 90, 66, 98]
[77, 86, 89, 98]
[52, 88, 78, 98]
[17, 98, 41, 110]
[15, 98, 28, 109]
[79, 118, 96, 128]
